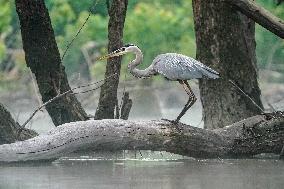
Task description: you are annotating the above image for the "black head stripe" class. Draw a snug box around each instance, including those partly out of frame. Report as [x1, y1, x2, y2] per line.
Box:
[124, 43, 135, 47]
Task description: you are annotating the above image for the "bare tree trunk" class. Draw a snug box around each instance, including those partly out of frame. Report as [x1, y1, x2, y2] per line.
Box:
[95, 0, 128, 119]
[15, 0, 88, 126]
[0, 113, 283, 162]
[192, 0, 263, 129]
[0, 103, 37, 145]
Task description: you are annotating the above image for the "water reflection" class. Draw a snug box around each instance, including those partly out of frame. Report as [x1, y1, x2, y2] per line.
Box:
[0, 153, 283, 189]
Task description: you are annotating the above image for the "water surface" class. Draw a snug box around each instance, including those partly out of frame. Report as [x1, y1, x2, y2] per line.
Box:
[0, 152, 283, 189]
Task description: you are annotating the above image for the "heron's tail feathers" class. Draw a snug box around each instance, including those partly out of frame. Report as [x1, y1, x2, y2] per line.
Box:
[200, 66, 220, 79]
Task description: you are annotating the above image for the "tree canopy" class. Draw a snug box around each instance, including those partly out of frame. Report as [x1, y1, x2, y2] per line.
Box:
[1, 0, 283, 82]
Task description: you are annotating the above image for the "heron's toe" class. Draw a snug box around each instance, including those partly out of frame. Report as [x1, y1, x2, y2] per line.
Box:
[161, 118, 183, 132]
[161, 118, 177, 124]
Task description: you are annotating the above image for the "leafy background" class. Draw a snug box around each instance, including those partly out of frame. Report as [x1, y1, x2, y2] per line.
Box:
[0, 0, 283, 84]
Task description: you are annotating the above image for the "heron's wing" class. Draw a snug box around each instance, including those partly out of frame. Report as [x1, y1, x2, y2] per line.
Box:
[153, 53, 219, 80]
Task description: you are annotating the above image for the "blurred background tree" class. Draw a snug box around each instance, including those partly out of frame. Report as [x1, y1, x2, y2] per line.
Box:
[0, 0, 282, 131]
[1, 0, 283, 83]
[256, 0, 284, 81]
[0, 0, 12, 71]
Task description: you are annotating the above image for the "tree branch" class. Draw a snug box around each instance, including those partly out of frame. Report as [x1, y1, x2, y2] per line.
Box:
[19, 73, 117, 133]
[227, 0, 284, 39]
[0, 113, 283, 162]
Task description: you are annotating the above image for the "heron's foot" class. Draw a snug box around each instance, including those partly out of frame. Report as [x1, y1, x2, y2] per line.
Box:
[262, 111, 284, 120]
[161, 118, 179, 124]
[161, 118, 182, 131]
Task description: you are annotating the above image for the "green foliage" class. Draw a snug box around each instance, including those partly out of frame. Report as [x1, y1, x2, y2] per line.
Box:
[47, 0, 76, 35]
[67, 0, 108, 16]
[256, 0, 284, 68]
[0, 0, 284, 82]
[59, 12, 107, 75]
[54, 0, 196, 78]
[0, 0, 12, 62]
[124, 1, 195, 70]
[0, 39, 6, 61]
[0, 0, 11, 33]
[29, 0, 284, 79]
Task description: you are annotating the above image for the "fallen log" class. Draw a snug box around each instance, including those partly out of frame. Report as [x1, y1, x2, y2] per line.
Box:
[0, 113, 283, 162]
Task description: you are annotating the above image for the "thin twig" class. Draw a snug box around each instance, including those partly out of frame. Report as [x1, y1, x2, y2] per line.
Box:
[18, 0, 102, 136]
[61, 0, 100, 60]
[229, 79, 265, 113]
[29, 69, 42, 107]
[73, 85, 102, 95]
[19, 73, 117, 131]
[61, 13, 91, 60]
[72, 73, 116, 91]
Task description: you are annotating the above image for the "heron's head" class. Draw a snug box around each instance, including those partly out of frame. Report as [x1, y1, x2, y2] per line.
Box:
[97, 44, 139, 60]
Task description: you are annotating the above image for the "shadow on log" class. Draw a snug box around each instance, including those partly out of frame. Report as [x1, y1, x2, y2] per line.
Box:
[0, 113, 283, 162]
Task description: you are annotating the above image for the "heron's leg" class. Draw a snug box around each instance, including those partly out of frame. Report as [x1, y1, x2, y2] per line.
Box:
[184, 80, 197, 108]
[180, 80, 193, 96]
[174, 80, 197, 123]
[161, 81, 197, 125]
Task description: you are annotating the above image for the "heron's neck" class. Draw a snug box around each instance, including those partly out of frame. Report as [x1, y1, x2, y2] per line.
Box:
[129, 48, 155, 78]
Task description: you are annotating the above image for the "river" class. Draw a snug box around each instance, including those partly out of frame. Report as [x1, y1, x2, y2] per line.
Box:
[0, 154, 283, 189]
[1, 83, 283, 189]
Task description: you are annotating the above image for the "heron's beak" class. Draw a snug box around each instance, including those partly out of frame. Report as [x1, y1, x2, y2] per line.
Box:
[96, 48, 127, 60]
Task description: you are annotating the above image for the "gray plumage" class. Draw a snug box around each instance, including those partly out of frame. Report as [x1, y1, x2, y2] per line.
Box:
[152, 53, 219, 80]
[99, 44, 220, 123]
[126, 45, 219, 80]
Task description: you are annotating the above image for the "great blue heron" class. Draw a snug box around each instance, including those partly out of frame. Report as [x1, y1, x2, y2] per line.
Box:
[98, 44, 220, 123]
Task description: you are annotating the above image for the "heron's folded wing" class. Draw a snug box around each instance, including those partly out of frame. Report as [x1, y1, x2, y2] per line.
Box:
[153, 54, 203, 80]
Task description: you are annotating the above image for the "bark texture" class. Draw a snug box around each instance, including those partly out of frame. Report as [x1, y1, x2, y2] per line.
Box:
[0, 103, 37, 145]
[227, 0, 284, 39]
[120, 92, 132, 120]
[192, 0, 263, 129]
[15, 0, 88, 126]
[0, 113, 283, 162]
[95, 0, 128, 119]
